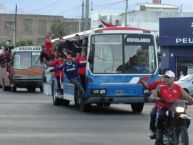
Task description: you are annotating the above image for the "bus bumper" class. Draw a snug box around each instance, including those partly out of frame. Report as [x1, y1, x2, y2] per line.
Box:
[85, 96, 148, 104]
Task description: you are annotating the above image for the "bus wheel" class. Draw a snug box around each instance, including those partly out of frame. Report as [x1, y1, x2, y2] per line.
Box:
[75, 88, 90, 111]
[52, 80, 62, 106]
[62, 99, 70, 106]
[131, 103, 144, 113]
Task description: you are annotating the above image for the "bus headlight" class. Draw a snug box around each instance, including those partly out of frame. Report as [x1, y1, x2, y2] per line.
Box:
[175, 106, 185, 113]
[99, 89, 106, 95]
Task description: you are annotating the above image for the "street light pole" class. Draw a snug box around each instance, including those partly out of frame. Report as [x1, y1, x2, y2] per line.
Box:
[14, 4, 17, 46]
[125, 0, 128, 26]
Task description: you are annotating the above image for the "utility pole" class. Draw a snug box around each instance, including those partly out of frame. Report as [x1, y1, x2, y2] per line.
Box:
[81, 0, 90, 31]
[85, 0, 90, 30]
[14, 4, 17, 46]
[81, 0, 85, 31]
[125, 0, 128, 26]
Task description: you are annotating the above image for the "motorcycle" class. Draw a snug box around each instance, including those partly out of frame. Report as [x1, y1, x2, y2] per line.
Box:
[160, 100, 192, 145]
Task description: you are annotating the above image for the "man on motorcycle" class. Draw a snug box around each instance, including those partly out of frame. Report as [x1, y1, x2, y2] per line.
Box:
[151, 70, 193, 145]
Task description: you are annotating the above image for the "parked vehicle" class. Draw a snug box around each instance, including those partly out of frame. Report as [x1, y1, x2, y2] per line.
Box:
[175, 74, 193, 96]
[0, 46, 43, 92]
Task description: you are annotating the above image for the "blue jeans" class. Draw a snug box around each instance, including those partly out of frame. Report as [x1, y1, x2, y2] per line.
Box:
[70, 77, 85, 97]
[150, 106, 157, 132]
[156, 108, 168, 129]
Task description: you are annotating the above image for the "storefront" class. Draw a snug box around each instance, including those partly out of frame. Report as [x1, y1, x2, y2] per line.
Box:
[159, 17, 193, 79]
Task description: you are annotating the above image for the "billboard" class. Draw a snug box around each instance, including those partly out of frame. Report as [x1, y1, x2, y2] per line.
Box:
[159, 17, 193, 46]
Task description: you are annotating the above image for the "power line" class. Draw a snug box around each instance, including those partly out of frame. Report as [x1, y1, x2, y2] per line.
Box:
[21, 0, 62, 13]
[92, 0, 125, 11]
[54, 4, 82, 15]
[92, 0, 124, 7]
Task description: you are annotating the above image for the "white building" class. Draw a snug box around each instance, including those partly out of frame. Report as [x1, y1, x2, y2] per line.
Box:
[90, 10, 122, 29]
[119, 3, 193, 33]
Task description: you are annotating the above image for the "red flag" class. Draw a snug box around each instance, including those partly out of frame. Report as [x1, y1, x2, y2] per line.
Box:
[100, 20, 115, 27]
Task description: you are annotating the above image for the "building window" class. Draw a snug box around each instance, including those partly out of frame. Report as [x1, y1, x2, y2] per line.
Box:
[5, 21, 15, 30]
[39, 20, 46, 32]
[24, 19, 32, 32]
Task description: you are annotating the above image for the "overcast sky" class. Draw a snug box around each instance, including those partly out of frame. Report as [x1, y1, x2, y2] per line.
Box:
[0, 0, 193, 18]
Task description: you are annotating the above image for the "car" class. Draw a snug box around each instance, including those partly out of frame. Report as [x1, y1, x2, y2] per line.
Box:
[175, 74, 193, 96]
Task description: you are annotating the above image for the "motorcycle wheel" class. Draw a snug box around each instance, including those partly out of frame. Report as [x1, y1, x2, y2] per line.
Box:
[177, 127, 189, 145]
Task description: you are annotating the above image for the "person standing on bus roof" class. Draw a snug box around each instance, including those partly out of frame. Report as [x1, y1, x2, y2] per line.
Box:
[44, 32, 54, 57]
[73, 34, 83, 55]
[49, 51, 86, 97]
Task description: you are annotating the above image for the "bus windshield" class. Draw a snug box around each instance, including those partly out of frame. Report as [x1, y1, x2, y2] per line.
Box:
[13, 52, 41, 70]
[89, 34, 157, 74]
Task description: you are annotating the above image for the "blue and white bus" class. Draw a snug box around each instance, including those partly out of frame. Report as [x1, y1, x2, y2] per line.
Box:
[46, 26, 159, 113]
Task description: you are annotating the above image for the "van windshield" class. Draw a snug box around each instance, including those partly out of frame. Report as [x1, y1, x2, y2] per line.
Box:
[13, 52, 41, 69]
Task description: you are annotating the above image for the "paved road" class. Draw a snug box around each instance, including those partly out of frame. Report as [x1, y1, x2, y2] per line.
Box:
[0, 88, 193, 145]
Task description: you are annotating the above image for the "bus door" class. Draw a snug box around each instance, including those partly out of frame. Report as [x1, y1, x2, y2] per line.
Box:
[62, 76, 75, 102]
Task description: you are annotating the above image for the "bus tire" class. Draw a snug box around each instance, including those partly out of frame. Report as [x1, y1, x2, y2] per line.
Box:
[75, 87, 90, 111]
[62, 99, 70, 106]
[131, 103, 144, 113]
[52, 79, 62, 106]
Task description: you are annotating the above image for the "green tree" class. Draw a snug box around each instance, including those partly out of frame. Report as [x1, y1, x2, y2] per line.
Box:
[51, 20, 66, 38]
[15, 40, 33, 47]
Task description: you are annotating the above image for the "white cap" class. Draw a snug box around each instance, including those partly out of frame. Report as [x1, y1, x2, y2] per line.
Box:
[165, 70, 175, 78]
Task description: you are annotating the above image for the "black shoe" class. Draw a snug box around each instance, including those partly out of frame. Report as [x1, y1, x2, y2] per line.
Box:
[149, 132, 156, 139]
[155, 139, 162, 145]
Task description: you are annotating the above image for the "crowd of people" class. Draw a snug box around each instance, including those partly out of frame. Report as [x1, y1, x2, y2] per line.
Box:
[41, 33, 87, 97]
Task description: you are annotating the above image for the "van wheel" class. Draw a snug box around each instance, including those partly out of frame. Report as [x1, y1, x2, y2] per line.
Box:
[11, 85, 16, 92]
[2, 80, 8, 91]
[27, 87, 36, 92]
[40, 86, 43, 93]
[131, 103, 144, 113]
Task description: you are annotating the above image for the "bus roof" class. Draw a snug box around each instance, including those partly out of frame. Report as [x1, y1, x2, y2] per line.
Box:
[98, 26, 150, 32]
[51, 26, 151, 42]
[13, 46, 42, 52]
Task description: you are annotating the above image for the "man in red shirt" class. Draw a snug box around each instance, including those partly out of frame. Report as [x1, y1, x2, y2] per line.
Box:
[49, 50, 64, 95]
[140, 69, 169, 139]
[151, 70, 193, 145]
[141, 78, 165, 139]
[44, 33, 54, 57]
